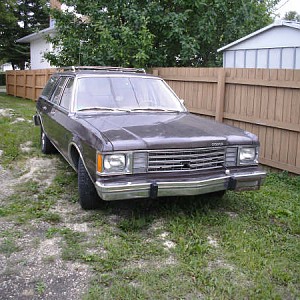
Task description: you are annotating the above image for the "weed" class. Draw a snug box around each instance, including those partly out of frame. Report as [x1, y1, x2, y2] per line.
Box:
[0, 238, 20, 256]
[46, 227, 87, 261]
[35, 280, 46, 295]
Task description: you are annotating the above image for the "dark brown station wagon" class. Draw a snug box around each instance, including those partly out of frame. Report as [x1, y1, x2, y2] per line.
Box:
[34, 66, 266, 209]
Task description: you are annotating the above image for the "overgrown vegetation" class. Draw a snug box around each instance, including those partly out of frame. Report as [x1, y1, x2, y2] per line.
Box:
[46, 0, 279, 68]
[0, 93, 299, 299]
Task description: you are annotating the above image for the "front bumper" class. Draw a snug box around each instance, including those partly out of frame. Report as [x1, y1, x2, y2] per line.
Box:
[95, 168, 266, 201]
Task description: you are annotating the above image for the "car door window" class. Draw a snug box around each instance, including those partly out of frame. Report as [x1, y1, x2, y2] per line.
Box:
[60, 78, 74, 110]
[41, 76, 59, 100]
[51, 77, 69, 105]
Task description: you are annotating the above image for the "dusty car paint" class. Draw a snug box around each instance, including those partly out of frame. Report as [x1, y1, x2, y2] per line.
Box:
[79, 112, 258, 151]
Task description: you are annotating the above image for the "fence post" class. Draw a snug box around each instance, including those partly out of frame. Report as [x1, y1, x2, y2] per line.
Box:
[215, 68, 226, 123]
[13, 71, 17, 97]
[23, 71, 26, 98]
[152, 69, 159, 76]
[5, 72, 8, 93]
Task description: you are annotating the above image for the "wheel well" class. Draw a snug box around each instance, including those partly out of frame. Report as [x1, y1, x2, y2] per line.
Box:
[70, 145, 80, 171]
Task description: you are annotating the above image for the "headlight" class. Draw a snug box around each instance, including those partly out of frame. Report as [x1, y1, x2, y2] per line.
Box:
[239, 147, 258, 165]
[103, 154, 126, 172]
[97, 151, 148, 175]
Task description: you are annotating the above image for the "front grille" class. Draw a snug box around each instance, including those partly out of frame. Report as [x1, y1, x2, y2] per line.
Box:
[147, 147, 225, 173]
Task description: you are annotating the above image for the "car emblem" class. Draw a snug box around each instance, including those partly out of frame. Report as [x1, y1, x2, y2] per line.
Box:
[212, 142, 224, 147]
[181, 161, 191, 169]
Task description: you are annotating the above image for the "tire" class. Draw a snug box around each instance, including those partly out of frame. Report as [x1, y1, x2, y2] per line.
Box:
[78, 157, 101, 210]
[41, 128, 57, 154]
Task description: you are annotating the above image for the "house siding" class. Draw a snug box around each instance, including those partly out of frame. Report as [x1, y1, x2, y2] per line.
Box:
[30, 38, 53, 70]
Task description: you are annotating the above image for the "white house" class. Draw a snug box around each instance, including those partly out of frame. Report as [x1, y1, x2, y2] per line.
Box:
[0, 63, 13, 71]
[17, 26, 56, 69]
[218, 20, 300, 69]
[16, 0, 60, 70]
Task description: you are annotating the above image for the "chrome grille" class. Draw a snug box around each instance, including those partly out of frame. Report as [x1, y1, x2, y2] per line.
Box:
[147, 147, 225, 173]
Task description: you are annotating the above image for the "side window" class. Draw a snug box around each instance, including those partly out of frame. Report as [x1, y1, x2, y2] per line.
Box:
[60, 78, 74, 110]
[51, 77, 68, 105]
[41, 76, 59, 99]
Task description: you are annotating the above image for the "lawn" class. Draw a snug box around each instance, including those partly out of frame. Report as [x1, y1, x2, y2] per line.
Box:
[0, 93, 299, 299]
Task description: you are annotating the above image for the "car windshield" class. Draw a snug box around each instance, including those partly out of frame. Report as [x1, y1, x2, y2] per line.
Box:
[75, 76, 185, 112]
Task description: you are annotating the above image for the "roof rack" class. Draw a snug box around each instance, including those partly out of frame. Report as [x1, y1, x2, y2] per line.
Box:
[62, 66, 146, 73]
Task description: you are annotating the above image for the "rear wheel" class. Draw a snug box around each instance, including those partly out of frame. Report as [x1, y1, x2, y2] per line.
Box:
[41, 128, 56, 154]
[78, 157, 101, 210]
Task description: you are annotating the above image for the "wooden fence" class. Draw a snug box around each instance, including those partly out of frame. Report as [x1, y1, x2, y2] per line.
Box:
[6, 69, 57, 101]
[5, 67, 300, 174]
[152, 68, 300, 174]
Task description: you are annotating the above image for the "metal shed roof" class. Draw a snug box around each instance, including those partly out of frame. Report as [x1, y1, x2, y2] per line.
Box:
[17, 27, 56, 43]
[218, 20, 300, 52]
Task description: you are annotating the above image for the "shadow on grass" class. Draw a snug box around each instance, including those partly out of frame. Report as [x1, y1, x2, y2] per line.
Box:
[94, 192, 228, 233]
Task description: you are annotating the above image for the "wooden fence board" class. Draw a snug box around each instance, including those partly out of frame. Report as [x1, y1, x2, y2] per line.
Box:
[5, 67, 300, 174]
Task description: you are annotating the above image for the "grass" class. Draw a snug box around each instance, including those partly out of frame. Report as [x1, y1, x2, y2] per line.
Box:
[0, 93, 299, 299]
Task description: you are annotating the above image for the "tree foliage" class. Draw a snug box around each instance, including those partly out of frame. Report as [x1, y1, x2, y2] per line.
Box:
[0, 0, 49, 69]
[284, 11, 300, 22]
[46, 0, 279, 68]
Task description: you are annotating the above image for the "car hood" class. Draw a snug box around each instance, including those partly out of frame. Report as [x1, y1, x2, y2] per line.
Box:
[81, 112, 258, 151]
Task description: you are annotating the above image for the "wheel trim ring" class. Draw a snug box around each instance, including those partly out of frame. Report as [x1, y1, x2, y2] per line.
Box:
[42, 132, 45, 149]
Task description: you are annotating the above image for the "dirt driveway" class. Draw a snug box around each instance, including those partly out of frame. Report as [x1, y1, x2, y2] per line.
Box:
[0, 154, 92, 299]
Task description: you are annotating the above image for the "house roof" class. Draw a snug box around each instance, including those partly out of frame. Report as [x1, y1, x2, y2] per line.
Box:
[217, 20, 300, 52]
[17, 26, 56, 43]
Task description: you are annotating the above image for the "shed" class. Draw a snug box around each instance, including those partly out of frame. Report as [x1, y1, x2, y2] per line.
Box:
[217, 20, 300, 69]
[17, 27, 56, 70]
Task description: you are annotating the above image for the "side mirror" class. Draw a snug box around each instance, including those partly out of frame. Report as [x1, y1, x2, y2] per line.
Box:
[180, 99, 185, 105]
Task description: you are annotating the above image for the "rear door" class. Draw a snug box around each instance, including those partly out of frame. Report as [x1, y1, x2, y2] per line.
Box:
[37, 75, 60, 139]
[50, 77, 76, 159]
[42, 76, 70, 149]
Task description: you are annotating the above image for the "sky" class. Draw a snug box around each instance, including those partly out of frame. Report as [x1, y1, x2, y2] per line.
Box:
[275, 0, 300, 18]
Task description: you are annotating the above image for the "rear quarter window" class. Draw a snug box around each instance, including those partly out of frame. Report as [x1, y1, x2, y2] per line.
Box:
[41, 76, 59, 99]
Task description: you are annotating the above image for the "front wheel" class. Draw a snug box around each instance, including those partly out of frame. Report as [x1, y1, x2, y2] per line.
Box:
[78, 157, 102, 210]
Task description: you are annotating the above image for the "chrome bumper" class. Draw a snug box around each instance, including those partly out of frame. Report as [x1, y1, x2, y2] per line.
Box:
[95, 170, 266, 201]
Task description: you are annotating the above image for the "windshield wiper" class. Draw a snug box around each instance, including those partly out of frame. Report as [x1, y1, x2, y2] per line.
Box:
[129, 107, 180, 112]
[77, 107, 129, 112]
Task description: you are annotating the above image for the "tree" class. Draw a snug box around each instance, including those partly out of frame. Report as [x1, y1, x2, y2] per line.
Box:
[46, 0, 279, 68]
[0, 0, 49, 69]
[284, 11, 300, 22]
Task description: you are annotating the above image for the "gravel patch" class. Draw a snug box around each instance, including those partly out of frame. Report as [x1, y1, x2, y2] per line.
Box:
[0, 155, 94, 299]
[20, 141, 33, 153]
[0, 108, 14, 118]
[11, 117, 26, 124]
